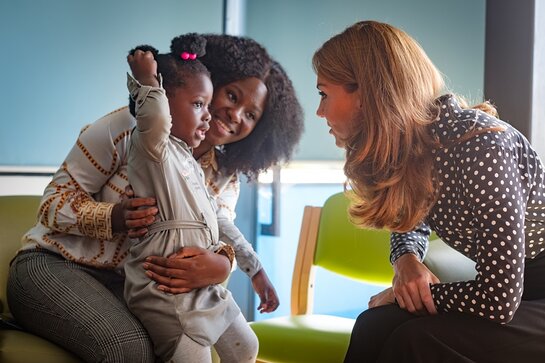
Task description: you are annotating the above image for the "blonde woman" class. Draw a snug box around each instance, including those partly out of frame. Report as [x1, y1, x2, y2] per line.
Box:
[313, 20, 545, 362]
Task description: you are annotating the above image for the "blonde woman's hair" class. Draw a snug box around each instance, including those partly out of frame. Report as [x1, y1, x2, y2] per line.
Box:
[313, 20, 496, 232]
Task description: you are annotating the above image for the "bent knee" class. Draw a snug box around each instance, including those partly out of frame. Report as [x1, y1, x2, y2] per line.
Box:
[94, 331, 155, 363]
[218, 331, 259, 363]
[236, 332, 259, 362]
[353, 305, 392, 331]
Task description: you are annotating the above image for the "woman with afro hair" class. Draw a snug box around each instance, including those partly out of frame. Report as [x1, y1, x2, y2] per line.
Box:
[7, 33, 303, 363]
[195, 34, 303, 181]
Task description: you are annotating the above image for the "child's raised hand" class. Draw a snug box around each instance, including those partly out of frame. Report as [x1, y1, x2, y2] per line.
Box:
[251, 269, 280, 313]
[127, 49, 159, 87]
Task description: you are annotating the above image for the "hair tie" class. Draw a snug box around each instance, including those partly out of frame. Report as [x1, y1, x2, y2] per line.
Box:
[180, 52, 197, 60]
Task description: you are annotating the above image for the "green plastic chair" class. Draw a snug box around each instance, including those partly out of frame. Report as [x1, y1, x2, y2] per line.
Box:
[249, 191, 478, 363]
[250, 192, 394, 363]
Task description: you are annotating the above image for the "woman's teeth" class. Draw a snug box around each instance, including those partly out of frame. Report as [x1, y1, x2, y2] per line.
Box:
[215, 119, 234, 134]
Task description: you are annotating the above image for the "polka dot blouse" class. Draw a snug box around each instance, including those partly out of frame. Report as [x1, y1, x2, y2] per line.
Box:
[390, 94, 545, 323]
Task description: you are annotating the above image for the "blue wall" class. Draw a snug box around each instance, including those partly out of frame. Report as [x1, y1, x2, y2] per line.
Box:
[0, 0, 222, 166]
[1, 0, 486, 165]
[245, 0, 486, 160]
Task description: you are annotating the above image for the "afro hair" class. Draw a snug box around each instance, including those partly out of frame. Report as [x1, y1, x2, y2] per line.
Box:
[201, 34, 304, 179]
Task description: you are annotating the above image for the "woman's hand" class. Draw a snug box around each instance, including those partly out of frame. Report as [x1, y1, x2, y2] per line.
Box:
[111, 186, 158, 237]
[143, 246, 231, 294]
[392, 253, 440, 315]
[368, 287, 396, 308]
[251, 269, 280, 313]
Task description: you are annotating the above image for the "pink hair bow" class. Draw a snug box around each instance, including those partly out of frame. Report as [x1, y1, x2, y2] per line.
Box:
[180, 52, 197, 60]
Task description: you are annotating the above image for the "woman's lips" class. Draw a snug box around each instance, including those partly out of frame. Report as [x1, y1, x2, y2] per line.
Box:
[214, 118, 235, 134]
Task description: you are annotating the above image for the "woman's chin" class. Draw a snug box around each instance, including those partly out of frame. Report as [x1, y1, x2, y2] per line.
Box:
[333, 136, 346, 148]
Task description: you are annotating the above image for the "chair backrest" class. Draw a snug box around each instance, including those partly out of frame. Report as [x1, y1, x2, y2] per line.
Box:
[315, 192, 394, 283]
[0, 195, 41, 315]
[289, 191, 478, 315]
[424, 239, 476, 282]
[291, 192, 393, 315]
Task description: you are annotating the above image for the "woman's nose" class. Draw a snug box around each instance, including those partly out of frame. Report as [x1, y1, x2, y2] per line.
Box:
[228, 108, 243, 124]
[316, 103, 325, 118]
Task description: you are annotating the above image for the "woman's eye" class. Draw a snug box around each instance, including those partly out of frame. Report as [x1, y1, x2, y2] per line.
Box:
[227, 91, 237, 103]
[318, 90, 326, 99]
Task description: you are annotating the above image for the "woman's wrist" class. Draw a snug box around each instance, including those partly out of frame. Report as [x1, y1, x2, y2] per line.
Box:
[111, 202, 125, 234]
[393, 253, 420, 272]
[79, 200, 115, 240]
[215, 244, 235, 268]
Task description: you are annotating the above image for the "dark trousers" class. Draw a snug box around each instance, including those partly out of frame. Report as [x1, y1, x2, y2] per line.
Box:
[344, 252, 545, 363]
[7, 249, 155, 363]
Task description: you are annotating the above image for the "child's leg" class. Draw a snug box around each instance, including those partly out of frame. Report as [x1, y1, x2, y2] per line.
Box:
[168, 334, 212, 363]
[214, 312, 259, 363]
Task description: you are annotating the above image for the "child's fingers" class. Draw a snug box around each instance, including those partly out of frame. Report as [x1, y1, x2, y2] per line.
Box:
[127, 50, 154, 63]
[257, 296, 279, 313]
[134, 50, 154, 59]
[267, 299, 279, 312]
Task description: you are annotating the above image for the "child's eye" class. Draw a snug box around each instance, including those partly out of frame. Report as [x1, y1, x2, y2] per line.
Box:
[246, 112, 256, 121]
[194, 101, 204, 109]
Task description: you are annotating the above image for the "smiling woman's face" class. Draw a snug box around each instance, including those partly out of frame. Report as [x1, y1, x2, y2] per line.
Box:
[315, 74, 361, 148]
[203, 77, 268, 147]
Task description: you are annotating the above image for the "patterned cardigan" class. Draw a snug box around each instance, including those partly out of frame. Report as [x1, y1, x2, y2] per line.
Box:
[21, 107, 241, 272]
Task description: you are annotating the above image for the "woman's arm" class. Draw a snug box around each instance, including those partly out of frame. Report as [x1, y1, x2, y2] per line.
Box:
[389, 223, 439, 315]
[390, 223, 431, 264]
[428, 144, 530, 324]
[39, 114, 134, 240]
[214, 174, 240, 221]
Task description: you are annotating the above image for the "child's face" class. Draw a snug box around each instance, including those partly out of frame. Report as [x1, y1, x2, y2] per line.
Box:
[204, 77, 268, 147]
[168, 73, 213, 148]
